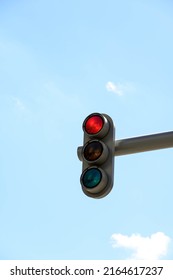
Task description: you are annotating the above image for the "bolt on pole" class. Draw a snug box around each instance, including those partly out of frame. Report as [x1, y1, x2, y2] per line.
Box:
[114, 131, 173, 156]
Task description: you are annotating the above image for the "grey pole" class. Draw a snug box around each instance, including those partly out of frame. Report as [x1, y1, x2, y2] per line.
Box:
[77, 131, 173, 160]
[114, 131, 173, 156]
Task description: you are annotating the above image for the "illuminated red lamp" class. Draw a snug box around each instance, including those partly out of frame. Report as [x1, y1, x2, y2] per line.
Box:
[83, 113, 109, 138]
[85, 115, 104, 135]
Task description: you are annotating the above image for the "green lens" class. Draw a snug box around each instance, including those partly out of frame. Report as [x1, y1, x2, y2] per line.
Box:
[82, 168, 102, 188]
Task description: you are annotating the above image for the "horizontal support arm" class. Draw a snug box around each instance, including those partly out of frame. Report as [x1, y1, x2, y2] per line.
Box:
[77, 131, 173, 159]
[114, 131, 173, 156]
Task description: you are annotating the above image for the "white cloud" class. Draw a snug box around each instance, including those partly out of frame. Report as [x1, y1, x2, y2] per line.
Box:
[106, 81, 135, 96]
[12, 97, 25, 111]
[111, 232, 171, 260]
[106, 81, 123, 96]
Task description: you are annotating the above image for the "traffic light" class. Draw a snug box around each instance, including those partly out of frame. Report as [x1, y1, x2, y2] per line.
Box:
[77, 113, 115, 198]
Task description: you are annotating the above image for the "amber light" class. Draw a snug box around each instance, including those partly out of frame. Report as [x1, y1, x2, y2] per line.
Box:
[84, 141, 103, 161]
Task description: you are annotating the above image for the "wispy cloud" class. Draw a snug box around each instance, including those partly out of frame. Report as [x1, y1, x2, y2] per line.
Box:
[12, 97, 25, 111]
[111, 232, 171, 260]
[105, 81, 134, 96]
[106, 81, 123, 96]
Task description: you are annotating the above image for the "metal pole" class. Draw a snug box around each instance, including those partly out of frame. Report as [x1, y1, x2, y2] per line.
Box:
[77, 131, 173, 159]
[114, 131, 173, 156]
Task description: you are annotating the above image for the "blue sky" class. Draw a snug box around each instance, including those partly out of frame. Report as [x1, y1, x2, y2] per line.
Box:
[0, 0, 173, 260]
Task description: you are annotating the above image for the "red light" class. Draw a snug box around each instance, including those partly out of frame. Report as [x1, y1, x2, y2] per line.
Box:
[85, 115, 104, 135]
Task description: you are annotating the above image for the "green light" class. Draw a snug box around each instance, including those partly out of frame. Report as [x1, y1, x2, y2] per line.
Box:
[82, 168, 102, 188]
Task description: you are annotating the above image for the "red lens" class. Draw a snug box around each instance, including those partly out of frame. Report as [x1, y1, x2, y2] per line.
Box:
[85, 115, 104, 134]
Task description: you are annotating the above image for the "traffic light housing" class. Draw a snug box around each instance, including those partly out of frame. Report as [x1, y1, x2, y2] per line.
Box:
[77, 113, 115, 198]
